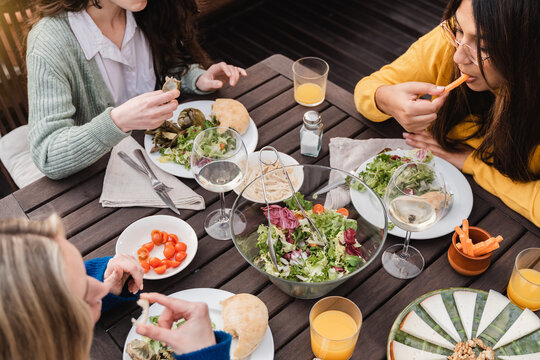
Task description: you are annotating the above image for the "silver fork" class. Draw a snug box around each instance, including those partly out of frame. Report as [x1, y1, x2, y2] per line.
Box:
[133, 149, 172, 193]
[118, 151, 174, 192]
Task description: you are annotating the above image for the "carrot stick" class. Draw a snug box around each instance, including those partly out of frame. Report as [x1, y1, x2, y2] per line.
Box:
[443, 74, 470, 94]
[462, 219, 469, 239]
[495, 235, 504, 243]
[465, 238, 475, 256]
[475, 241, 500, 256]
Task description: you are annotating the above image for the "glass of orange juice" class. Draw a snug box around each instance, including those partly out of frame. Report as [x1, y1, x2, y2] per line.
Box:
[507, 247, 540, 311]
[293, 57, 329, 107]
[309, 296, 362, 360]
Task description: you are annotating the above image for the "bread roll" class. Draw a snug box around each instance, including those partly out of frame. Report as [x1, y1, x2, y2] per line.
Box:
[211, 98, 250, 135]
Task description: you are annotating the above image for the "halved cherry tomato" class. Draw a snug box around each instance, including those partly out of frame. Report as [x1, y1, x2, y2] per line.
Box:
[161, 231, 168, 245]
[139, 260, 150, 273]
[142, 241, 155, 252]
[148, 257, 163, 268]
[163, 245, 175, 259]
[151, 230, 163, 245]
[164, 260, 181, 268]
[175, 251, 187, 262]
[313, 204, 325, 214]
[154, 264, 167, 274]
[219, 143, 225, 150]
[137, 247, 149, 261]
[336, 208, 349, 218]
[165, 241, 176, 248]
[168, 233, 179, 243]
[175, 242, 187, 252]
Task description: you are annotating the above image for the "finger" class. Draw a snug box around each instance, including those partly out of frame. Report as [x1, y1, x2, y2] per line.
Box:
[230, 67, 240, 86]
[406, 82, 446, 97]
[136, 323, 178, 347]
[147, 90, 179, 106]
[122, 259, 144, 291]
[140, 293, 197, 317]
[219, 62, 231, 77]
[238, 67, 247, 76]
[431, 92, 449, 110]
[206, 80, 223, 89]
[409, 99, 440, 116]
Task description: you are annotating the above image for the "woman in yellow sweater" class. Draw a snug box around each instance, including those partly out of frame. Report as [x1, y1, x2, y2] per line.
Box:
[354, 0, 539, 226]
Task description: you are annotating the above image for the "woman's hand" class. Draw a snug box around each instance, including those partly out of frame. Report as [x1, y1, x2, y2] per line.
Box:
[375, 82, 449, 132]
[111, 89, 180, 132]
[196, 62, 247, 91]
[103, 254, 144, 296]
[135, 292, 216, 355]
[403, 130, 473, 170]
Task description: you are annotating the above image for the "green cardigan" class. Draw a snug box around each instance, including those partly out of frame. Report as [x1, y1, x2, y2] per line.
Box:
[26, 13, 207, 179]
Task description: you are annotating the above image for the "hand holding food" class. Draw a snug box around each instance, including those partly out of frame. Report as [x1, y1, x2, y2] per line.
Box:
[374, 82, 448, 132]
[103, 253, 144, 295]
[196, 62, 247, 91]
[135, 292, 216, 355]
[111, 90, 180, 132]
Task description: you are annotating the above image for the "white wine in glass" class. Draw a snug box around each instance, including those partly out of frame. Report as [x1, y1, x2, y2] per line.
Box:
[382, 162, 446, 279]
[191, 127, 248, 240]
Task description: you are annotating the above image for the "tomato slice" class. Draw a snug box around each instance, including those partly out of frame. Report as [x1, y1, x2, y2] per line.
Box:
[142, 241, 155, 251]
[161, 231, 169, 245]
[168, 233, 179, 243]
[154, 264, 167, 274]
[148, 257, 163, 268]
[175, 251, 187, 262]
[313, 204, 325, 214]
[336, 208, 349, 218]
[151, 230, 163, 245]
[163, 245, 175, 259]
[164, 260, 181, 268]
[175, 242, 187, 252]
[139, 260, 150, 273]
[137, 247, 149, 261]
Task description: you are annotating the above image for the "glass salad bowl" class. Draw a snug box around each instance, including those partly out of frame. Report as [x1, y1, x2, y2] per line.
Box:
[230, 163, 388, 299]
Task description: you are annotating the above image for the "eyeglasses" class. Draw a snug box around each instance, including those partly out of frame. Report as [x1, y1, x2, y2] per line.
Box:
[440, 19, 489, 66]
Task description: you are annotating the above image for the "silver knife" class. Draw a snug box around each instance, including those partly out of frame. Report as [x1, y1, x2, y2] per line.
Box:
[311, 178, 347, 198]
[132, 149, 180, 215]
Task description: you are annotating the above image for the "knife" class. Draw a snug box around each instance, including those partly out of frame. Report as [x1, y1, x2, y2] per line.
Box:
[132, 149, 181, 215]
[311, 178, 347, 198]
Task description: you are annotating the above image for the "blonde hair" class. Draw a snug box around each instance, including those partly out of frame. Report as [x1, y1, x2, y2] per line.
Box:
[0, 215, 94, 360]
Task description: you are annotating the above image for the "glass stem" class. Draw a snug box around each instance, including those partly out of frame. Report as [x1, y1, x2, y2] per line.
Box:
[402, 231, 412, 255]
[219, 192, 227, 222]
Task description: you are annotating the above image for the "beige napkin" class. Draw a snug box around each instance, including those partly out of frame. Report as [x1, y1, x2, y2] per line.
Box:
[324, 137, 412, 209]
[100, 136, 205, 210]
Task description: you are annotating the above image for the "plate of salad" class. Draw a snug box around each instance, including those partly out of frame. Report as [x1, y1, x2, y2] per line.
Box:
[123, 288, 274, 360]
[349, 149, 473, 240]
[144, 100, 258, 179]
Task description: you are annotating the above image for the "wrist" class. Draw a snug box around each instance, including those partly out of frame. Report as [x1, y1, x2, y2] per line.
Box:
[374, 85, 392, 116]
[110, 107, 129, 133]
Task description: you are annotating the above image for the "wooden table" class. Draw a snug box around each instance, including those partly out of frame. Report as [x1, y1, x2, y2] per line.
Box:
[1, 55, 538, 360]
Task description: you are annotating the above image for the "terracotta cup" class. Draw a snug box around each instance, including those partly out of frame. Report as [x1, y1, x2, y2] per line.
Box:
[447, 226, 492, 276]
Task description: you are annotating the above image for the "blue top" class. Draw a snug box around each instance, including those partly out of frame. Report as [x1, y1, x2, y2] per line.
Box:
[85, 257, 232, 360]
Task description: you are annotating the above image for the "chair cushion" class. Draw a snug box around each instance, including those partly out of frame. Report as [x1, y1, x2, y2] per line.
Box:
[0, 125, 44, 188]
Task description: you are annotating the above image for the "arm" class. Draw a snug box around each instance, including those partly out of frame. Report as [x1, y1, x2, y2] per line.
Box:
[26, 53, 128, 180]
[173, 331, 232, 360]
[181, 64, 210, 95]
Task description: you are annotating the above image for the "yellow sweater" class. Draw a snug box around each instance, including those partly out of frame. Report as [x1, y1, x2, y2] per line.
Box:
[354, 26, 540, 227]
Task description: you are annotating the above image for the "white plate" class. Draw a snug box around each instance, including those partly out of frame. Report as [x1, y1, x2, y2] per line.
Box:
[144, 100, 258, 178]
[123, 288, 274, 360]
[350, 150, 473, 239]
[233, 151, 304, 203]
[115, 215, 198, 280]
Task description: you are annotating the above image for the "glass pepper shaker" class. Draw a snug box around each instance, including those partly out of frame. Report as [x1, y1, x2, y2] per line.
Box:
[300, 110, 323, 157]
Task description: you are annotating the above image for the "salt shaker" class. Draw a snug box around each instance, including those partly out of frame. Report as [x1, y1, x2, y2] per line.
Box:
[300, 110, 323, 157]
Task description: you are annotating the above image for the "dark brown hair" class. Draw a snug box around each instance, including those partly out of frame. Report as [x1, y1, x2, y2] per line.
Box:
[24, 0, 212, 87]
[431, 0, 539, 182]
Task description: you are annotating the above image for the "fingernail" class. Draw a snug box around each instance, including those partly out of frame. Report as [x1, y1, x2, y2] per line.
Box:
[402, 132, 409, 138]
[436, 86, 445, 91]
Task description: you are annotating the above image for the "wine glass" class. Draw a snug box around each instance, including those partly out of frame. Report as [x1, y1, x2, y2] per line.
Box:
[382, 162, 447, 279]
[191, 127, 248, 240]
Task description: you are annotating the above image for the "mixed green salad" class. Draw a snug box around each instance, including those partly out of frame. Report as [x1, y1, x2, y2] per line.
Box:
[255, 193, 365, 283]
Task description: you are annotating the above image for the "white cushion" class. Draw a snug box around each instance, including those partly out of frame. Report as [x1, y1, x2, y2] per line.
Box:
[0, 125, 44, 188]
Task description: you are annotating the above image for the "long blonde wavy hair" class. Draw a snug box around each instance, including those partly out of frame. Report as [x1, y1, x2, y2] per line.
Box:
[0, 215, 94, 360]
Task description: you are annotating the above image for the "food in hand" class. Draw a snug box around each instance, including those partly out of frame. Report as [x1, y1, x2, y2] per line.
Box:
[211, 98, 250, 135]
[221, 294, 268, 359]
[131, 299, 150, 326]
[455, 219, 503, 257]
[138, 230, 188, 275]
[443, 73, 470, 94]
[162, 76, 181, 92]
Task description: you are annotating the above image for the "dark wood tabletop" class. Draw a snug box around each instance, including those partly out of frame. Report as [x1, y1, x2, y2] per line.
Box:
[1, 54, 538, 360]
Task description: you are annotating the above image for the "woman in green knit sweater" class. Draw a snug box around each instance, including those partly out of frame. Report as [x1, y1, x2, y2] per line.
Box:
[25, 0, 247, 179]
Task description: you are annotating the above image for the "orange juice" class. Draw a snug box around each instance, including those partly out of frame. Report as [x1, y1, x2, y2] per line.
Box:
[311, 310, 359, 360]
[295, 83, 324, 105]
[507, 268, 540, 310]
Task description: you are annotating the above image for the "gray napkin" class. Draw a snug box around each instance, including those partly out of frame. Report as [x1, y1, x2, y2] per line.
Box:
[324, 137, 412, 209]
[100, 136, 205, 210]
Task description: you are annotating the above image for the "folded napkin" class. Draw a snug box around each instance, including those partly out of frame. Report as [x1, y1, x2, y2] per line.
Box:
[100, 136, 205, 210]
[324, 137, 412, 209]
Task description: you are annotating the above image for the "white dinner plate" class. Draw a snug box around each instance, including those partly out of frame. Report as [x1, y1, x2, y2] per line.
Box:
[115, 215, 198, 280]
[123, 288, 274, 360]
[144, 100, 258, 178]
[350, 149, 473, 240]
[233, 151, 304, 204]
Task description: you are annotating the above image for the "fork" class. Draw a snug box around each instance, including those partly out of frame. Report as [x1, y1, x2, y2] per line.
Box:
[133, 149, 172, 193]
[118, 151, 173, 192]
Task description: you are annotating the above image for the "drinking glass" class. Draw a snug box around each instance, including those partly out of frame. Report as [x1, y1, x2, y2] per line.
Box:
[382, 162, 447, 279]
[507, 247, 540, 310]
[310, 296, 362, 360]
[293, 57, 329, 107]
[191, 127, 248, 240]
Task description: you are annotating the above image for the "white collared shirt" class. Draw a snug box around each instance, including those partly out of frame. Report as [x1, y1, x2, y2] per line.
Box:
[68, 10, 156, 105]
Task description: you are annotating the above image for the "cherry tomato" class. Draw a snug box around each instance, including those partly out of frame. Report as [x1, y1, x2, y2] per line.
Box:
[161, 231, 169, 245]
[175, 251, 187, 262]
[148, 257, 163, 268]
[142, 241, 155, 252]
[139, 260, 150, 273]
[163, 245, 175, 259]
[313, 204, 325, 214]
[165, 241, 176, 248]
[151, 230, 163, 245]
[336, 208, 349, 218]
[168, 233, 179, 243]
[137, 247, 149, 261]
[175, 242, 187, 252]
[154, 264, 167, 274]
[164, 260, 181, 268]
